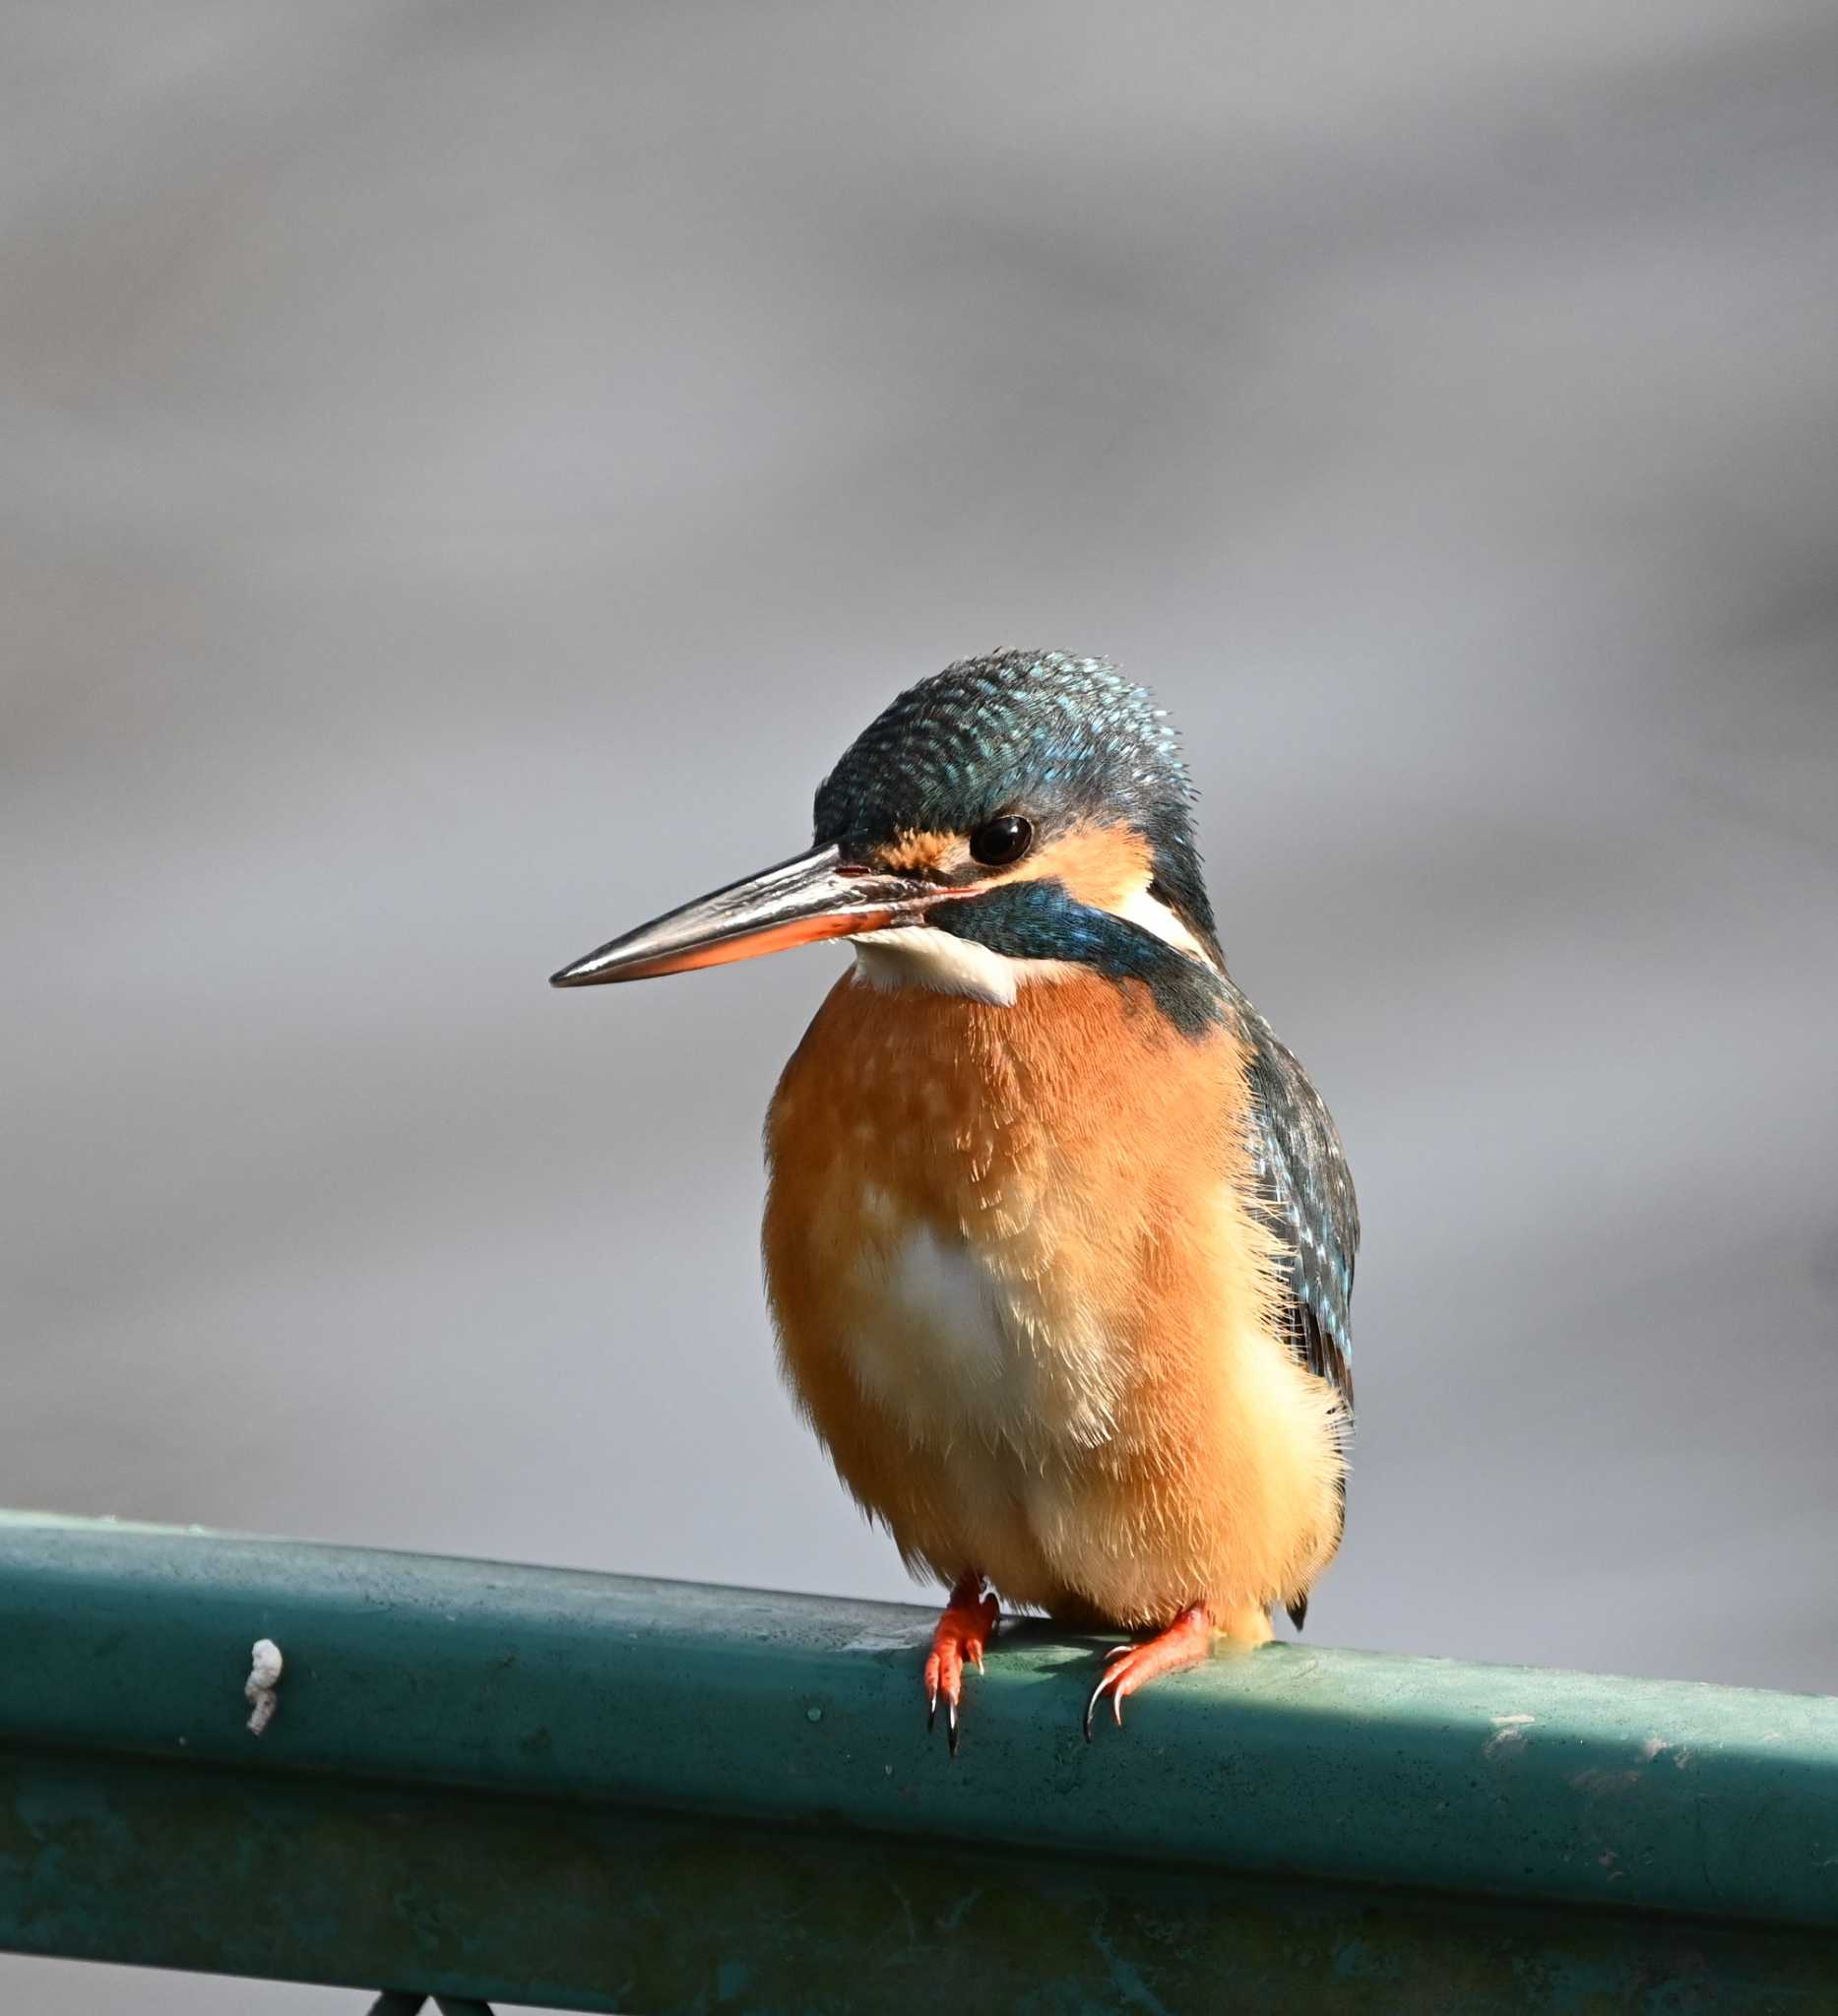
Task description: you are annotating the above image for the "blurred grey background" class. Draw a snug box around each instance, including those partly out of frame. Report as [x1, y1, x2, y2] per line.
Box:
[4, 2, 1836, 2007]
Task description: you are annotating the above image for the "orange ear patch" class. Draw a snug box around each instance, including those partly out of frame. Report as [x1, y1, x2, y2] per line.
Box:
[1012, 823, 1153, 913]
[871, 820, 1154, 912]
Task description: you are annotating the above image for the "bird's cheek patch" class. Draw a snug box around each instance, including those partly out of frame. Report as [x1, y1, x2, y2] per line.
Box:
[1009, 825, 1155, 914]
[871, 822, 1157, 914]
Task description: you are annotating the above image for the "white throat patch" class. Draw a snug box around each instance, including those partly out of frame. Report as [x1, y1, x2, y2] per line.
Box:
[849, 928, 1076, 1005]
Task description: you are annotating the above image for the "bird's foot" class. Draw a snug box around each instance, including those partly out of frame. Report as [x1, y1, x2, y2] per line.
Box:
[922, 1573, 999, 1758]
[1084, 1605, 1213, 1739]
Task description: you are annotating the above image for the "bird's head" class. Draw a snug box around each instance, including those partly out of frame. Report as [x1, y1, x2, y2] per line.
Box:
[551, 650, 1224, 1023]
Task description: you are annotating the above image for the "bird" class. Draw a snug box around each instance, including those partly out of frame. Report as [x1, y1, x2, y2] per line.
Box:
[551, 650, 1358, 1753]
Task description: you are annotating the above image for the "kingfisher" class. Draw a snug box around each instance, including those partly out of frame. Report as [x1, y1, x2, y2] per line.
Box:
[551, 651, 1358, 1752]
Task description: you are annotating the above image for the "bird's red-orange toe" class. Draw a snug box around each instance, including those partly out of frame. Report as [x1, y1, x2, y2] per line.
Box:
[922, 1573, 999, 1757]
[1085, 1605, 1213, 1738]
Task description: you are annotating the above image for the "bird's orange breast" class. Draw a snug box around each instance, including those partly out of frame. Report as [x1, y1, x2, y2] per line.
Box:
[763, 960, 1347, 1632]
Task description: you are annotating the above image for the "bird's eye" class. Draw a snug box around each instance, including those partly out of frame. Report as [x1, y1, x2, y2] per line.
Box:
[968, 813, 1034, 868]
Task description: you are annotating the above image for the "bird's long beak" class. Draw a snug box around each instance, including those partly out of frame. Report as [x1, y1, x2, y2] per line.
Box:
[549, 843, 935, 986]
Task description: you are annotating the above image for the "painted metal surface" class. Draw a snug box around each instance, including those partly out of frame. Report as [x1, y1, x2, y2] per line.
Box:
[0, 1514, 1834, 2010]
[6, 1749, 1838, 2014]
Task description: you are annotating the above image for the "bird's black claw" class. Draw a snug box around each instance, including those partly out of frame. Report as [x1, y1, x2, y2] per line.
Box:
[947, 1701, 960, 1758]
[927, 1688, 938, 1734]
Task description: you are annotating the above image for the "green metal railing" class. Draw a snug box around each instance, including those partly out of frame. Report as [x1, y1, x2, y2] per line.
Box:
[1, 1511, 1834, 2011]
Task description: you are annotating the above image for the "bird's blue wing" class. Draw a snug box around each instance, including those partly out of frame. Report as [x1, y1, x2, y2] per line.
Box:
[1234, 996, 1359, 1421]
